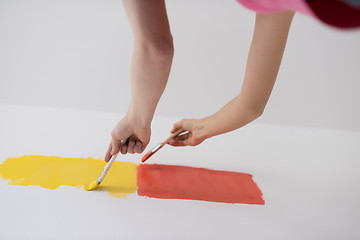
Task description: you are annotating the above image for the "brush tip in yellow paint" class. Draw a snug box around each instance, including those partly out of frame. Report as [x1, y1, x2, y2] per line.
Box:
[84, 180, 99, 191]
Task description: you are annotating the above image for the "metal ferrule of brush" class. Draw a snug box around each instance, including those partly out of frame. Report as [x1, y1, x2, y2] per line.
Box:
[96, 174, 105, 184]
[97, 170, 107, 184]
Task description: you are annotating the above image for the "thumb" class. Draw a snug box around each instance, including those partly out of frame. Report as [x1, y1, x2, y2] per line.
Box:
[110, 138, 121, 155]
[171, 119, 193, 133]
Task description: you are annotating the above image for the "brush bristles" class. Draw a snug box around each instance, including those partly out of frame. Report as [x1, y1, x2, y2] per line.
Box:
[142, 151, 154, 162]
[84, 180, 99, 191]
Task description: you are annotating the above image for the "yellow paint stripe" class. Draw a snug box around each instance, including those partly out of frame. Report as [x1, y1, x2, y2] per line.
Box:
[0, 155, 138, 198]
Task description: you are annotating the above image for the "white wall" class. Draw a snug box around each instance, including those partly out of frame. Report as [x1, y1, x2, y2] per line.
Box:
[1, 0, 359, 131]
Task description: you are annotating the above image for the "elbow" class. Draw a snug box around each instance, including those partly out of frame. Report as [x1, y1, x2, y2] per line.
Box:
[150, 41, 174, 62]
[254, 110, 263, 120]
[250, 106, 265, 120]
[138, 34, 174, 62]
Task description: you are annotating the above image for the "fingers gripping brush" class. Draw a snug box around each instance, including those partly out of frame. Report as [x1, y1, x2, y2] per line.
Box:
[84, 153, 119, 191]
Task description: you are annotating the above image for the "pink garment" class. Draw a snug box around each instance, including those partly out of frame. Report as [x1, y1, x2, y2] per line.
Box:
[236, 0, 360, 29]
[237, 0, 313, 16]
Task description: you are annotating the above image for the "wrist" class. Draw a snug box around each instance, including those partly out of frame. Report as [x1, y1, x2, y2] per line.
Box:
[126, 106, 152, 130]
[196, 117, 214, 140]
[200, 114, 228, 139]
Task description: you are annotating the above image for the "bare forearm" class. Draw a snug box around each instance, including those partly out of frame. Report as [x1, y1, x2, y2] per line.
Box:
[203, 95, 260, 138]
[204, 11, 295, 138]
[127, 44, 174, 126]
[121, 0, 173, 127]
[107, 0, 174, 158]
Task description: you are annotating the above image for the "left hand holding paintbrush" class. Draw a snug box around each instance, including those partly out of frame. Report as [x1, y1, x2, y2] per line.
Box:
[168, 119, 209, 147]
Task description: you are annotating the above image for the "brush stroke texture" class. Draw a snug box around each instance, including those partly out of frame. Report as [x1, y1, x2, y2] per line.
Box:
[137, 164, 265, 204]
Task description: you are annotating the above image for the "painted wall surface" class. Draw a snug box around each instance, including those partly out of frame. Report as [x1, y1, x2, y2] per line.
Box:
[0, 0, 359, 132]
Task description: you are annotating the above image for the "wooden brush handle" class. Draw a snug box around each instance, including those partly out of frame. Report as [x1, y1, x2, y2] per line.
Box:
[162, 128, 184, 145]
[142, 129, 186, 163]
[97, 152, 119, 183]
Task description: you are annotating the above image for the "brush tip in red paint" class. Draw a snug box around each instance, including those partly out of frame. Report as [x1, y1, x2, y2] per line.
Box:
[142, 152, 152, 163]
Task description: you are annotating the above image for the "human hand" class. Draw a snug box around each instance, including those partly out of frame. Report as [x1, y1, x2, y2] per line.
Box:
[168, 118, 209, 147]
[104, 115, 151, 162]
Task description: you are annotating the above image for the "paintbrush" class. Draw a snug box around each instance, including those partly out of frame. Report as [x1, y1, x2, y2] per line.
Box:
[84, 152, 119, 191]
[142, 128, 185, 163]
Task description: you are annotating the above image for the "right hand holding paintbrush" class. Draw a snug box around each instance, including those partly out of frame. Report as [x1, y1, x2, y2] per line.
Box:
[105, 114, 151, 162]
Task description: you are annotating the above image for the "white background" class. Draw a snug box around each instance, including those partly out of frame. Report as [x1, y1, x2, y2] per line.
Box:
[0, 1, 360, 239]
[0, 0, 360, 131]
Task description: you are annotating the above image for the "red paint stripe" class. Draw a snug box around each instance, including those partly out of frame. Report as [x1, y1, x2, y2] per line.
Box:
[137, 164, 265, 204]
